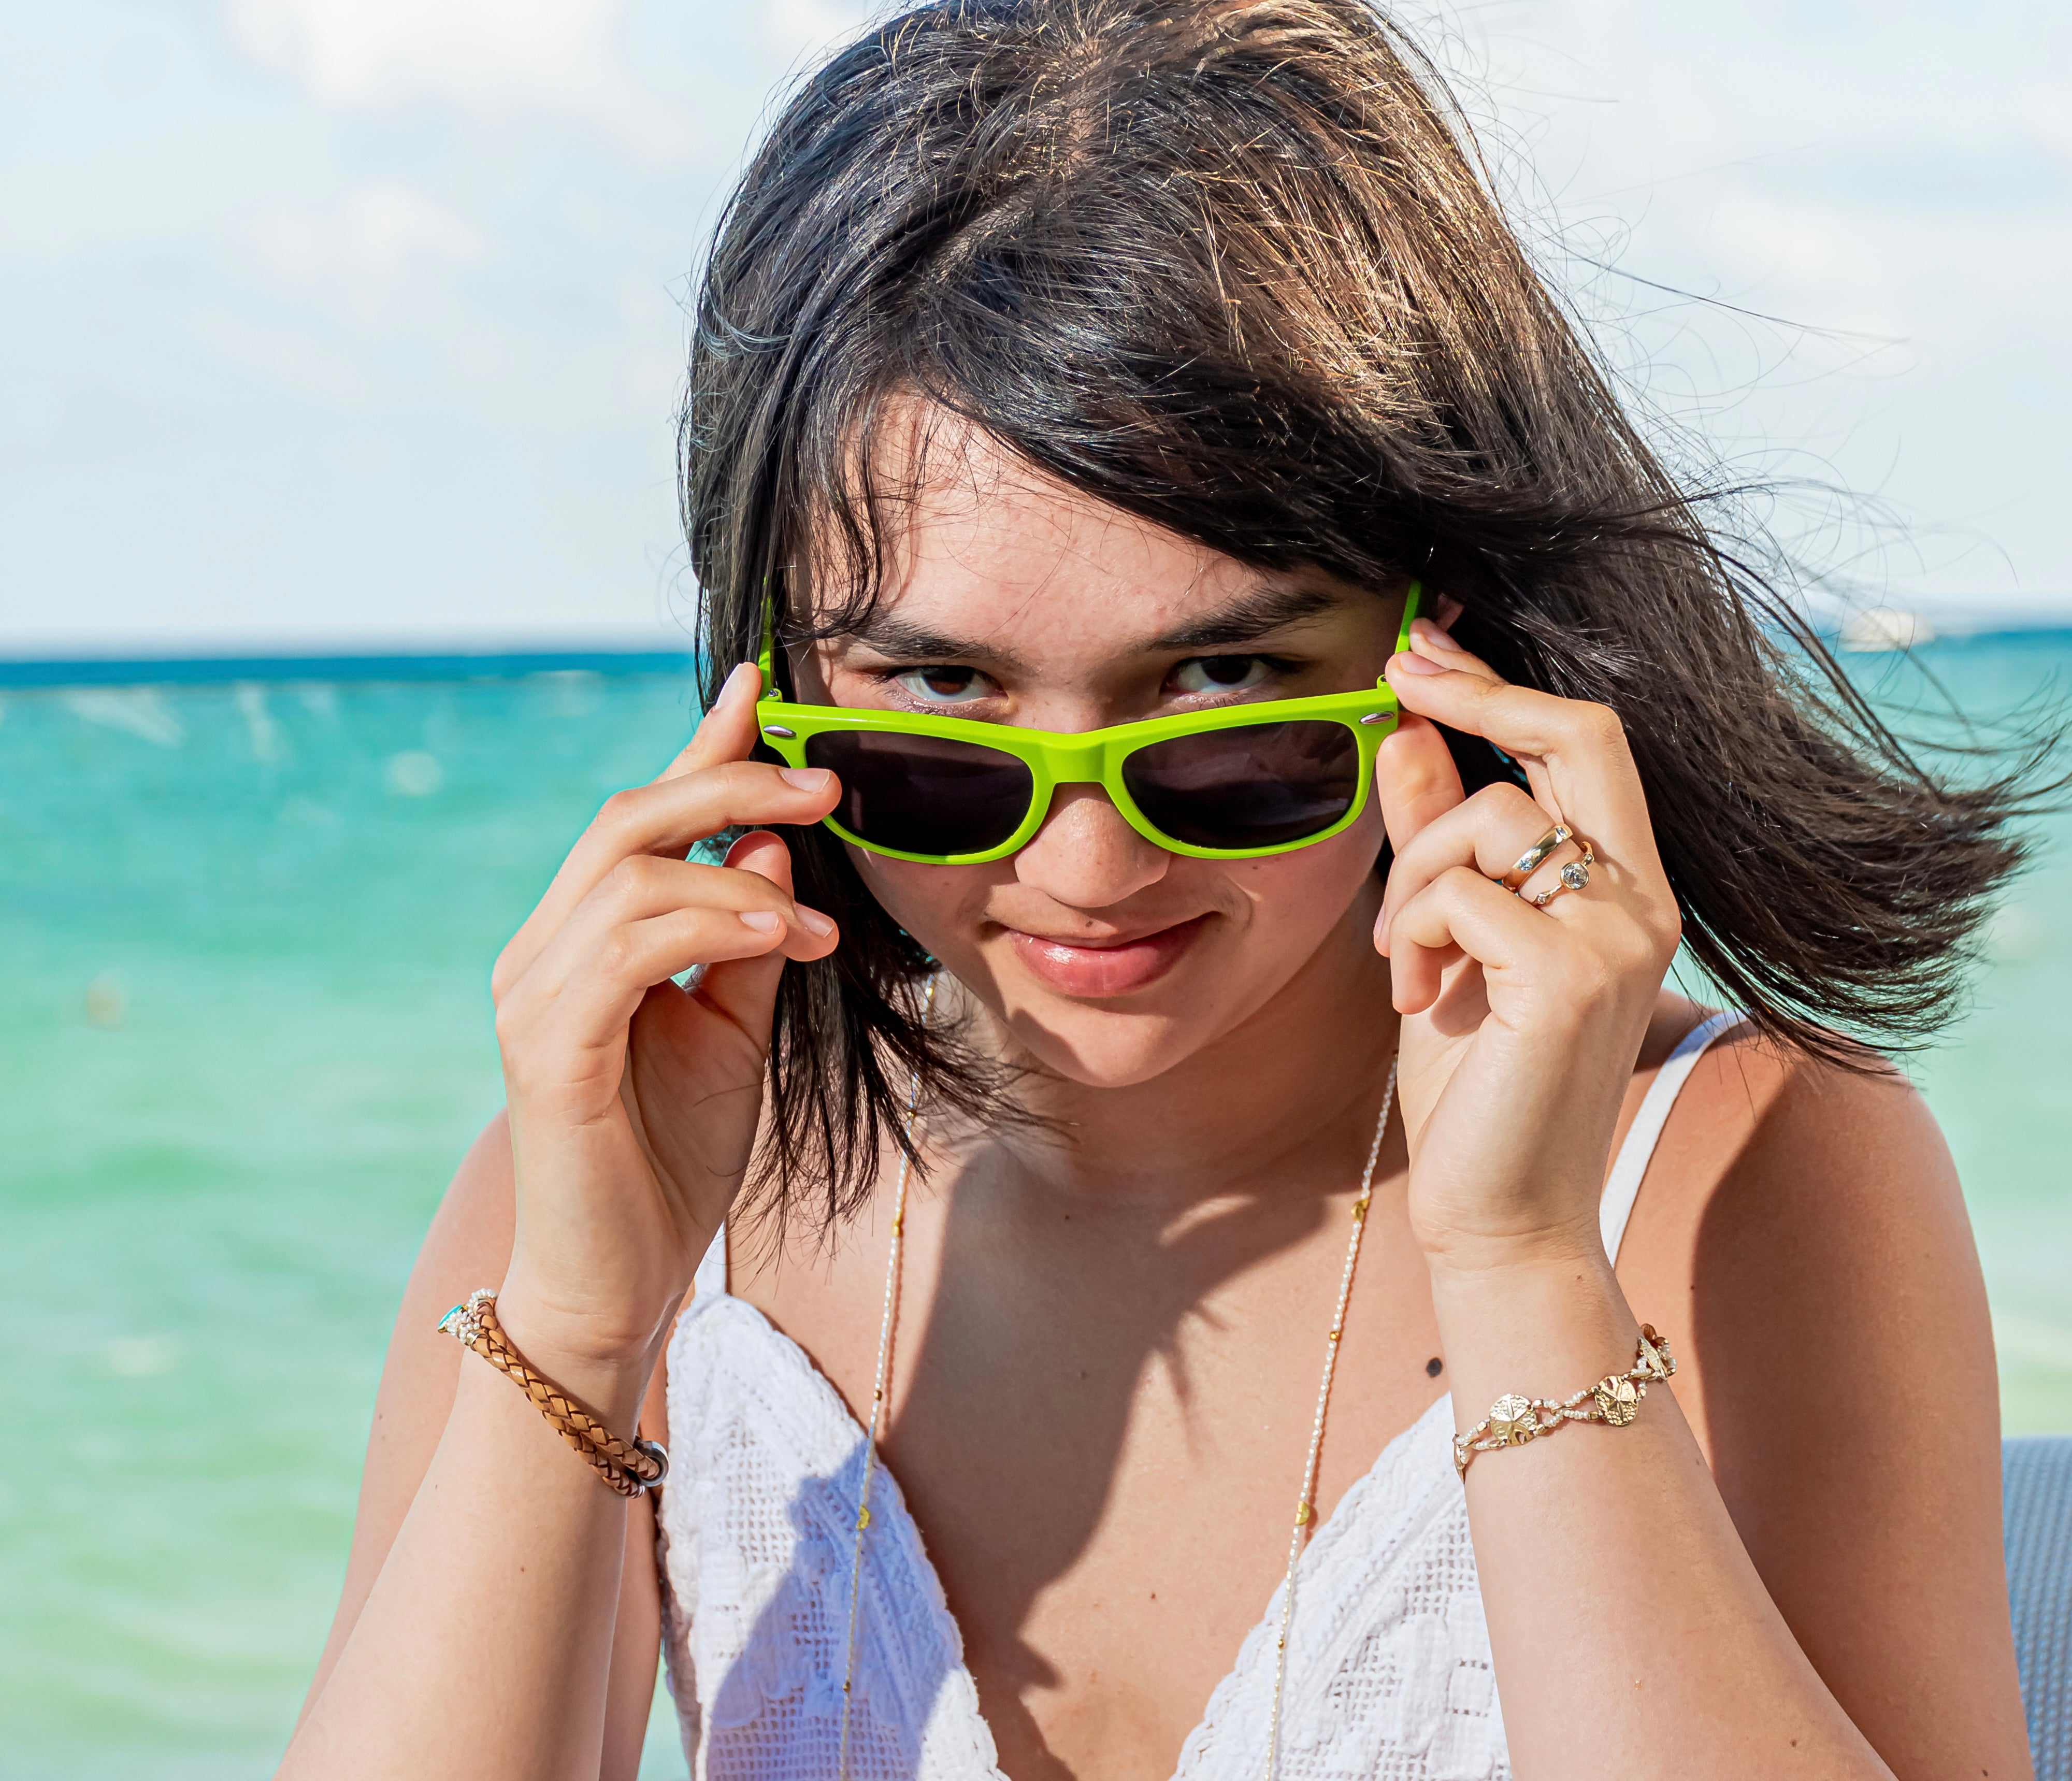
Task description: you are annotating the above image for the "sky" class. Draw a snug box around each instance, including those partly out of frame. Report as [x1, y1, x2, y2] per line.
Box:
[2, 1, 2067, 655]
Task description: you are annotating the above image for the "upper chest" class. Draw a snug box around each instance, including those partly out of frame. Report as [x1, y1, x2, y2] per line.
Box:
[699, 997, 1745, 1779]
[726, 1139, 1453, 1779]
[706, 1174, 1455, 1781]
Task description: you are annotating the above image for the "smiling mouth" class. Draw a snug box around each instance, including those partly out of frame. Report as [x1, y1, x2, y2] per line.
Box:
[1000, 913, 1215, 998]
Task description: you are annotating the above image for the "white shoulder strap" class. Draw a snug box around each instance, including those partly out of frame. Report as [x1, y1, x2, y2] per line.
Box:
[1599, 1010, 1749, 1264]
[693, 1221, 729, 1299]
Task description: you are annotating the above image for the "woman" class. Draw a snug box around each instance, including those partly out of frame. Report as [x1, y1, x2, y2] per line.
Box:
[283, 4, 2037, 1778]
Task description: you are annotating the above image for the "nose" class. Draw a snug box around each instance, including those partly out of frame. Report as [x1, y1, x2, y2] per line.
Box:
[1013, 784, 1172, 908]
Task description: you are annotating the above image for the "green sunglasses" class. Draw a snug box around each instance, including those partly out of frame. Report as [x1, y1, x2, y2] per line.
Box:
[751, 582, 1421, 865]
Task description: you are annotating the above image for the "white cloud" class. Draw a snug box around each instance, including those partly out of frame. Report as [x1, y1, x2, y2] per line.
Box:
[6, 0, 2069, 653]
[222, 0, 696, 158]
[250, 182, 488, 323]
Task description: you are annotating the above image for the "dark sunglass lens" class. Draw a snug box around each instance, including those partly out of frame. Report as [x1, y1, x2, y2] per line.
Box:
[1121, 721, 1360, 850]
[804, 729, 1033, 856]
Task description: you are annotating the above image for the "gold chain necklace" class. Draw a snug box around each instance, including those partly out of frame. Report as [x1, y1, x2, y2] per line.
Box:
[1263, 1053, 1396, 1781]
[836, 979, 1397, 1781]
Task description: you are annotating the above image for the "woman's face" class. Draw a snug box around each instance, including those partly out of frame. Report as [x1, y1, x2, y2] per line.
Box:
[795, 423, 1408, 1088]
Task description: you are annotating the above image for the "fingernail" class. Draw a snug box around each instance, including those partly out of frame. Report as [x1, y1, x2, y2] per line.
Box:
[698, 664, 755, 728]
[1391, 650, 1446, 676]
[780, 767, 832, 792]
[738, 910, 782, 933]
[1414, 617, 1465, 653]
[797, 907, 836, 937]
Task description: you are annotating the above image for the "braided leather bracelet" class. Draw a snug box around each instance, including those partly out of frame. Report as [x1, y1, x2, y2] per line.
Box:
[438, 1289, 668, 1498]
[1453, 1325, 1676, 1480]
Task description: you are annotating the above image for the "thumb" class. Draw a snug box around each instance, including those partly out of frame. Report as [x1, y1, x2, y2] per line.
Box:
[1375, 712, 1465, 855]
[727, 827, 797, 889]
[696, 830, 832, 1037]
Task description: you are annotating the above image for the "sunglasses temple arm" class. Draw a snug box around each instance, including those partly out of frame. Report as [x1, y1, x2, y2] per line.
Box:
[1382, 578, 1423, 682]
[757, 588, 780, 700]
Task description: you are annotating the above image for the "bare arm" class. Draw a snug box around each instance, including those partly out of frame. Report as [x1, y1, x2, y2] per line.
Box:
[1627, 1039, 2026, 1779]
[1432, 1053, 2027, 1779]
[1375, 620, 2030, 1779]
[291, 1117, 668, 1778]
[281, 664, 846, 1780]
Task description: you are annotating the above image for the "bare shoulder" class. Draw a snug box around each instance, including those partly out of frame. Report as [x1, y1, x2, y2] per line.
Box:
[1618, 1010, 2028, 1776]
[1619, 1012, 1985, 1441]
[1621, 1007, 1989, 1464]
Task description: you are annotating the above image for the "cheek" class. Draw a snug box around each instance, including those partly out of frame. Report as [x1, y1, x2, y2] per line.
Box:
[846, 849, 1001, 956]
[1224, 795, 1387, 919]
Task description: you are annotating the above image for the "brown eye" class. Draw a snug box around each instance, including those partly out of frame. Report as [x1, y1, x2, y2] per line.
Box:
[894, 664, 990, 706]
[1173, 655, 1275, 696]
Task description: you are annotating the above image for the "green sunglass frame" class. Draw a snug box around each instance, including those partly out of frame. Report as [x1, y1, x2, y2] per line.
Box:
[750, 581, 1422, 865]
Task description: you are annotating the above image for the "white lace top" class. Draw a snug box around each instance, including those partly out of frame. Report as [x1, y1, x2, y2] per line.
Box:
[656, 1013, 1744, 1780]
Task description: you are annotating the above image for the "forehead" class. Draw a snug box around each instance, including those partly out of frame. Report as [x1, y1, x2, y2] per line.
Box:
[821, 411, 1333, 654]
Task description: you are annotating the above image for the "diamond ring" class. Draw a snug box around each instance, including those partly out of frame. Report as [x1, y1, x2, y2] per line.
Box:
[1519, 838, 1595, 909]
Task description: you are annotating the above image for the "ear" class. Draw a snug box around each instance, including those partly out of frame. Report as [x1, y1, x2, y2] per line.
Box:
[1434, 594, 1465, 630]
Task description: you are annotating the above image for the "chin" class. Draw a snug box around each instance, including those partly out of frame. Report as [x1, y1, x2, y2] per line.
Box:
[864, 829, 1389, 1088]
[962, 935, 1277, 1088]
[995, 1000, 1217, 1089]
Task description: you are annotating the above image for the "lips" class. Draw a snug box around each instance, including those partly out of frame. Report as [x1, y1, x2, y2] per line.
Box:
[1002, 913, 1214, 998]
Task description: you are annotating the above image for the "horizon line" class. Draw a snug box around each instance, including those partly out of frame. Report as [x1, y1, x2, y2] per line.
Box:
[0, 645, 699, 691]
[5, 614, 2072, 691]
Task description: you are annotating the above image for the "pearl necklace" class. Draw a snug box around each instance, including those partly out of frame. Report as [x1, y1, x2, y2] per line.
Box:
[836, 977, 1399, 1781]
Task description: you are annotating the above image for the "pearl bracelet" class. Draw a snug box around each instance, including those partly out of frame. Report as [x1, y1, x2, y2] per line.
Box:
[1452, 1325, 1676, 1480]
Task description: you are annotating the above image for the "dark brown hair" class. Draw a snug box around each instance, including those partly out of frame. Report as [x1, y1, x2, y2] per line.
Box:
[681, 0, 2042, 1225]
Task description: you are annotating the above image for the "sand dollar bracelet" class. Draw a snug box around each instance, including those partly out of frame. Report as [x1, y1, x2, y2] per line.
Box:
[1452, 1325, 1676, 1480]
[438, 1288, 667, 1498]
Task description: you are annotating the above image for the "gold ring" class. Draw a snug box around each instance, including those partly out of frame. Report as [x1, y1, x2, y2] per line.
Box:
[1521, 839, 1595, 908]
[1500, 823, 1571, 892]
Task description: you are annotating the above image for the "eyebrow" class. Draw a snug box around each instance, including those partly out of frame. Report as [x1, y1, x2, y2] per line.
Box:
[831, 613, 1031, 670]
[833, 582, 1346, 664]
[1141, 583, 1344, 652]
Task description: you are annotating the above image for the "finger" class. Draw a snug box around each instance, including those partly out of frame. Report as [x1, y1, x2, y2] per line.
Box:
[510, 843, 838, 1028]
[1375, 780, 1551, 951]
[655, 660, 762, 784]
[695, 830, 825, 1037]
[498, 902, 800, 1072]
[496, 759, 841, 995]
[568, 852, 835, 948]
[605, 760, 840, 875]
[1386, 865, 1552, 1013]
[1385, 620, 1659, 870]
[725, 828, 794, 877]
[497, 657, 793, 994]
[586, 901, 817, 1037]
[1374, 712, 1465, 856]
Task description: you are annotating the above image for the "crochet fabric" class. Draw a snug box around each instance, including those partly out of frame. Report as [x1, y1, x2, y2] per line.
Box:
[655, 1014, 1745, 1780]
[658, 1285, 1505, 1781]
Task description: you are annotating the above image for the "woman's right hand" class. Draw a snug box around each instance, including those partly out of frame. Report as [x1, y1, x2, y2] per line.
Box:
[485, 661, 843, 1377]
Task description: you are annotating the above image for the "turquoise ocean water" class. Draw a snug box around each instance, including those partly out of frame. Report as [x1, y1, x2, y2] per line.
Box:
[4, 638, 2068, 1776]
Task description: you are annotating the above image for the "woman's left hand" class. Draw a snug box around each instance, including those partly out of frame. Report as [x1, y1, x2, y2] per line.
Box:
[1373, 617, 1684, 1275]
